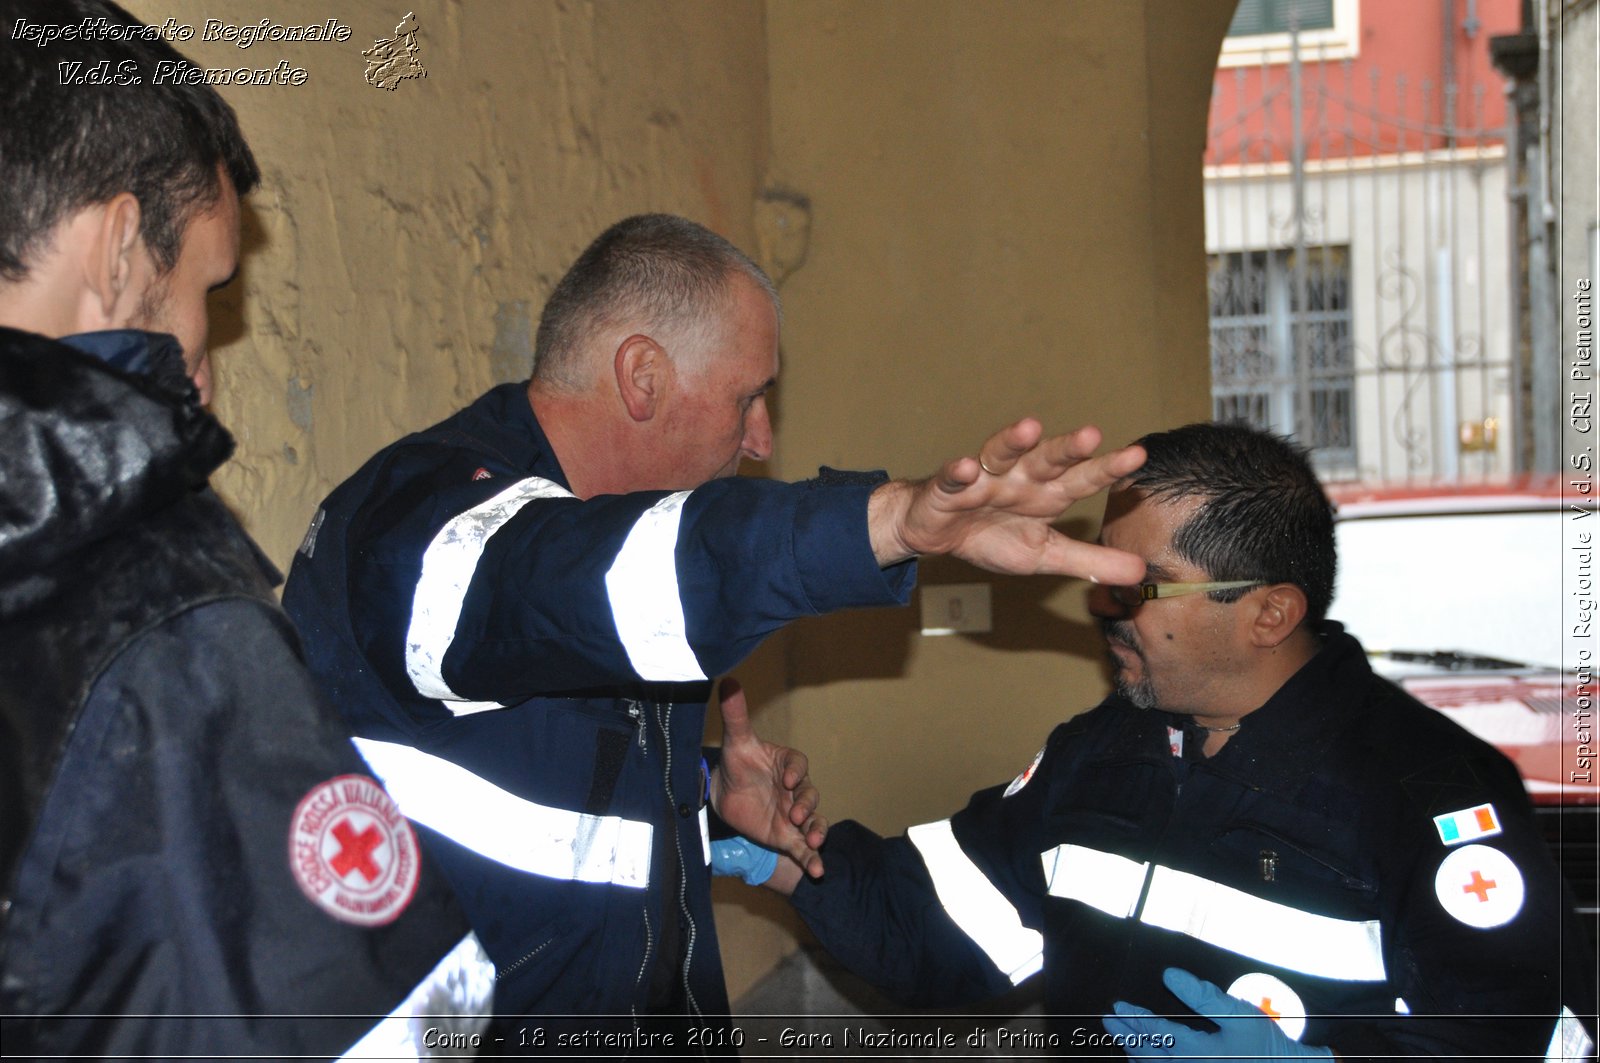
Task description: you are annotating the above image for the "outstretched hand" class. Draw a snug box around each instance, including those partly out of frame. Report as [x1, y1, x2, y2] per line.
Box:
[867, 419, 1147, 584]
[709, 678, 827, 879]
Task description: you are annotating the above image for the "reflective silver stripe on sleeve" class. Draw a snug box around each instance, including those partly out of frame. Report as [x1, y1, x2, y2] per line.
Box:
[1140, 865, 1386, 981]
[908, 820, 1043, 985]
[1547, 1006, 1596, 1062]
[604, 491, 708, 682]
[405, 476, 576, 714]
[339, 932, 494, 1059]
[1039, 843, 1386, 982]
[354, 738, 653, 888]
[1040, 843, 1150, 918]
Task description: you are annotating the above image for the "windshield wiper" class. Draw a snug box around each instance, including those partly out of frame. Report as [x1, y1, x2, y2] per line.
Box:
[1370, 649, 1537, 671]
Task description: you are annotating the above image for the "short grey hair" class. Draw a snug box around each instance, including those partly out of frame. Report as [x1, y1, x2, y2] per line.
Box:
[532, 213, 779, 389]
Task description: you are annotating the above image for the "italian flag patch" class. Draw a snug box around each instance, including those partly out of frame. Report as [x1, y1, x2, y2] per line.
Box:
[1433, 803, 1502, 846]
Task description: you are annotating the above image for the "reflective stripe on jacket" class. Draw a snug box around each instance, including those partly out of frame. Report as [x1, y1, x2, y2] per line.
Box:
[284, 382, 913, 1022]
[793, 625, 1598, 1060]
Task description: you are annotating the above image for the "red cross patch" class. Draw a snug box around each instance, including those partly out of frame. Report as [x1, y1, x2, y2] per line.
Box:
[1003, 746, 1047, 798]
[1434, 843, 1524, 929]
[289, 774, 420, 926]
[1226, 973, 1307, 1042]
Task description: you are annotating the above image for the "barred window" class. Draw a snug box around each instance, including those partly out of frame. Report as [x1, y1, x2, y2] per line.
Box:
[1227, 0, 1335, 38]
[1209, 247, 1354, 473]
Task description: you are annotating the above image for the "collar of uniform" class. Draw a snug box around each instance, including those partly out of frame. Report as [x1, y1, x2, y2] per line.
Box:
[1187, 621, 1372, 794]
[1080, 696, 1189, 765]
[458, 382, 574, 490]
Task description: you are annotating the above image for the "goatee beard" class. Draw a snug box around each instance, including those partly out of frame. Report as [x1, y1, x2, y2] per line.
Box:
[1101, 620, 1158, 710]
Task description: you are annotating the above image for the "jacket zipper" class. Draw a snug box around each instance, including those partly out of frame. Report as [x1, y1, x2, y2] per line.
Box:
[658, 701, 702, 1019]
[629, 697, 653, 1035]
[495, 935, 554, 983]
[631, 905, 654, 1031]
[627, 701, 646, 752]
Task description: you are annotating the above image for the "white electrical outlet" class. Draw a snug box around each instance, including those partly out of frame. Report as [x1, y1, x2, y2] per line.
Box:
[920, 583, 992, 636]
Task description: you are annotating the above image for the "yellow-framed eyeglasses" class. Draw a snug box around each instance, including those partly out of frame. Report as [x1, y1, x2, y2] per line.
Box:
[1109, 579, 1266, 606]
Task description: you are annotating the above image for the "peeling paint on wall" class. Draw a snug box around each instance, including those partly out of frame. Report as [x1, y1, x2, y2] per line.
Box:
[754, 187, 813, 288]
[286, 377, 315, 432]
[491, 300, 533, 384]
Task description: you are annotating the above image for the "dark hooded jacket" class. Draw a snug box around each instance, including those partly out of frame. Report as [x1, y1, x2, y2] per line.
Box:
[0, 326, 490, 1059]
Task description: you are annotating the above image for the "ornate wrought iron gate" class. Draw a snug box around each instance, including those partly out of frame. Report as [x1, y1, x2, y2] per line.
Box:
[1205, 30, 1514, 482]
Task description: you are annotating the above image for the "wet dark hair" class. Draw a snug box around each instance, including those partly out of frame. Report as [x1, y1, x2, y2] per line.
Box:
[532, 213, 777, 388]
[0, 0, 259, 281]
[1128, 421, 1337, 622]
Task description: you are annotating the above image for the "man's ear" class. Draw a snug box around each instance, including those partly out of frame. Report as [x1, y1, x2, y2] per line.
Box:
[84, 192, 145, 324]
[1249, 583, 1308, 649]
[614, 333, 669, 422]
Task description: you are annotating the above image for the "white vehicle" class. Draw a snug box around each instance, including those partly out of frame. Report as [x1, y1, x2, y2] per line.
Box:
[1328, 476, 1596, 944]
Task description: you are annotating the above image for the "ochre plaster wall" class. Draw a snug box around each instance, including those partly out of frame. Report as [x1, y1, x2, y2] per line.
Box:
[120, 0, 1233, 1003]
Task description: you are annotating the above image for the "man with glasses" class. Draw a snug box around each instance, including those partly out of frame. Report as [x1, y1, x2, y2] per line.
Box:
[772, 421, 1597, 1060]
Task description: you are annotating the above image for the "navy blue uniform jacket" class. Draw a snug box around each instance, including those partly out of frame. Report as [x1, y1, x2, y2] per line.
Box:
[284, 382, 913, 1025]
[791, 626, 1598, 1060]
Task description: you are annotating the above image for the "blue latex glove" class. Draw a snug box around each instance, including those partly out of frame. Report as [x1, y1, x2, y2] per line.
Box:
[1102, 968, 1334, 1061]
[710, 836, 779, 886]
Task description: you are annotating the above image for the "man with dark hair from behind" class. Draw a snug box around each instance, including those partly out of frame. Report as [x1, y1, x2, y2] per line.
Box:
[774, 422, 1598, 1061]
[282, 210, 1150, 1035]
[0, 2, 493, 1056]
